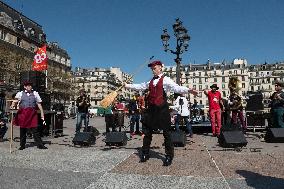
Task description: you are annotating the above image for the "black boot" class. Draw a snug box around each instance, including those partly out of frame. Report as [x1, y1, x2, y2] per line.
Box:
[163, 156, 173, 166]
[37, 145, 48, 149]
[18, 146, 25, 150]
[139, 154, 150, 163]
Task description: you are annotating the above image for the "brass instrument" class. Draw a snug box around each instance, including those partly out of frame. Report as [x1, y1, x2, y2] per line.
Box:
[228, 77, 242, 110]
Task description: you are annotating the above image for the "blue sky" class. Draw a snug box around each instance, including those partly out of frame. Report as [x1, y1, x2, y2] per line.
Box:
[3, 0, 284, 82]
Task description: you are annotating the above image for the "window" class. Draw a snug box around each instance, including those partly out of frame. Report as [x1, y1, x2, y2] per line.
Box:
[251, 86, 254, 91]
[222, 84, 225, 89]
[242, 83, 245, 88]
[193, 78, 196, 83]
[200, 100, 202, 104]
[234, 70, 237, 75]
[214, 78, 217, 82]
[242, 76, 245, 81]
[199, 78, 202, 83]
[222, 91, 226, 97]
[199, 85, 202, 90]
[193, 85, 196, 90]
[205, 85, 208, 89]
[0, 30, 7, 40]
[199, 72, 201, 76]
[205, 78, 208, 82]
[222, 77, 225, 82]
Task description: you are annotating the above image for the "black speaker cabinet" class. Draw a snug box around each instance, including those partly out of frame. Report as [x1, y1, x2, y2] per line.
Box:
[170, 131, 186, 147]
[246, 92, 264, 111]
[20, 71, 46, 92]
[72, 132, 96, 146]
[265, 128, 284, 143]
[218, 130, 247, 148]
[105, 132, 127, 146]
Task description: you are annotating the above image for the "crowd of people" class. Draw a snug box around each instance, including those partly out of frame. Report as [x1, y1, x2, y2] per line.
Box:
[0, 60, 283, 167]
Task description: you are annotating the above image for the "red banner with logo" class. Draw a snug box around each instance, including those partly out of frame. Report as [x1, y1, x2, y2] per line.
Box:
[32, 45, 48, 71]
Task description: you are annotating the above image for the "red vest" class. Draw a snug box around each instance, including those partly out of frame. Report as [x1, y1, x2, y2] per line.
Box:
[148, 76, 165, 106]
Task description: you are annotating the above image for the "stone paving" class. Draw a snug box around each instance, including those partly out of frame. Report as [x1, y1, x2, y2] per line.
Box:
[0, 116, 283, 189]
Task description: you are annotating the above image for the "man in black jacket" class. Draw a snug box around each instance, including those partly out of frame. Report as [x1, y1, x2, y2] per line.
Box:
[75, 89, 91, 133]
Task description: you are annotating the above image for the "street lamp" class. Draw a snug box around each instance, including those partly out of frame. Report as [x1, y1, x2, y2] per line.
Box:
[161, 18, 190, 85]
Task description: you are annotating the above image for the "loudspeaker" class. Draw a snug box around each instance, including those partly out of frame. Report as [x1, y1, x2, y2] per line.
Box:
[85, 126, 100, 136]
[105, 132, 127, 146]
[246, 92, 264, 111]
[20, 71, 46, 92]
[218, 130, 247, 148]
[265, 128, 284, 143]
[72, 132, 96, 146]
[170, 131, 186, 147]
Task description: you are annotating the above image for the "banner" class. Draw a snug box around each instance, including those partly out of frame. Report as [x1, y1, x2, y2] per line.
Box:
[32, 45, 48, 71]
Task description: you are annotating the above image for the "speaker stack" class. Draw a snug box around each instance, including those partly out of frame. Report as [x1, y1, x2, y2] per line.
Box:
[245, 92, 264, 111]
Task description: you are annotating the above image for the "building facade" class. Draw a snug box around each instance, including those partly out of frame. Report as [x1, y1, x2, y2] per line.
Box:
[74, 67, 133, 107]
[163, 58, 284, 112]
[0, 2, 72, 104]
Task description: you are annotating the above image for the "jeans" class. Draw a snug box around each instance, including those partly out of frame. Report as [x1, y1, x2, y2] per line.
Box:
[130, 114, 140, 133]
[76, 112, 89, 133]
[271, 108, 284, 128]
[174, 115, 193, 135]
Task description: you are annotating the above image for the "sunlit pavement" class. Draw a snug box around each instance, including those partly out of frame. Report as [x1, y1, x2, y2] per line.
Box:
[0, 116, 283, 189]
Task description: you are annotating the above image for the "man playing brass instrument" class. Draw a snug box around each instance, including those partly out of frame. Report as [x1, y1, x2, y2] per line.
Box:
[228, 90, 246, 132]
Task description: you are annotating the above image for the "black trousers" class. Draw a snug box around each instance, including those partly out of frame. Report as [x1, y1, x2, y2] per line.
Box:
[20, 127, 43, 147]
[105, 114, 115, 132]
[142, 127, 174, 158]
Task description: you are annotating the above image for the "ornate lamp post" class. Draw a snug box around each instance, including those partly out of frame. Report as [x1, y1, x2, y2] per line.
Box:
[161, 18, 190, 85]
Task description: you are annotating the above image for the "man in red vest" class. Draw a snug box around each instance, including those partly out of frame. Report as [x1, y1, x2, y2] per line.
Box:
[125, 60, 197, 166]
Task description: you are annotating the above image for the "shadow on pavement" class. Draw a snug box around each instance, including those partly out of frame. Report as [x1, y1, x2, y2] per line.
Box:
[236, 170, 284, 189]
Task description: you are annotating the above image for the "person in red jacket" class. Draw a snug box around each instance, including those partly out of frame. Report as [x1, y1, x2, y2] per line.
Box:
[204, 84, 224, 137]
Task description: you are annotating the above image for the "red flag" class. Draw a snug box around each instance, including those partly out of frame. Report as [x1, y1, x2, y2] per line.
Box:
[32, 45, 48, 71]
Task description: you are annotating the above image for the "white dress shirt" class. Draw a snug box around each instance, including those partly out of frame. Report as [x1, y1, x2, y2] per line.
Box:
[170, 96, 190, 117]
[125, 74, 190, 94]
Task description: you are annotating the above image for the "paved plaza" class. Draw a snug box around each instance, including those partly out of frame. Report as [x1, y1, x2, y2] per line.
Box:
[0, 116, 283, 189]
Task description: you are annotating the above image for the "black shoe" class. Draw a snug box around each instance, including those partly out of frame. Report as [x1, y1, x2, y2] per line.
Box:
[163, 156, 173, 166]
[18, 146, 25, 150]
[37, 145, 48, 149]
[139, 154, 150, 163]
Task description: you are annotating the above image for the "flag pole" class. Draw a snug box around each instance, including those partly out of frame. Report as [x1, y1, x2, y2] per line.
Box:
[45, 70, 48, 89]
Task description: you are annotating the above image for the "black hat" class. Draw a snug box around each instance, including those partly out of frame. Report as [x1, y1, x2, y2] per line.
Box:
[148, 60, 163, 67]
[23, 80, 33, 86]
[210, 84, 219, 90]
[275, 80, 284, 87]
